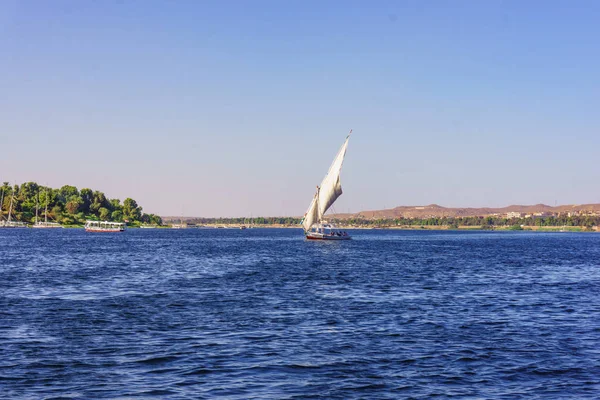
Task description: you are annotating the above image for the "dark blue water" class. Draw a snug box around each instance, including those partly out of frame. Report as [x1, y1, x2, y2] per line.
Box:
[1, 229, 599, 399]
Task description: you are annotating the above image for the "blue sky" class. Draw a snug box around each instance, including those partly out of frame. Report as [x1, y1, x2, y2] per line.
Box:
[1, 0, 599, 216]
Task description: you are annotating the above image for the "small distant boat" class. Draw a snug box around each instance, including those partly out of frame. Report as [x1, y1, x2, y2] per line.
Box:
[33, 188, 63, 229]
[171, 213, 187, 229]
[0, 186, 27, 228]
[301, 131, 352, 240]
[140, 224, 158, 229]
[0, 220, 28, 228]
[32, 221, 62, 229]
[85, 220, 125, 232]
[242, 216, 254, 229]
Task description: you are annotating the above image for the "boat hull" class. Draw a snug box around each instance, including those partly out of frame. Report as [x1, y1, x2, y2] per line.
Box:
[0, 222, 28, 228]
[84, 220, 125, 232]
[306, 233, 351, 240]
[85, 228, 124, 233]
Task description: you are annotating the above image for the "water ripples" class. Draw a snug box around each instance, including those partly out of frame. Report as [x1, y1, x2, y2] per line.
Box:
[1, 229, 599, 398]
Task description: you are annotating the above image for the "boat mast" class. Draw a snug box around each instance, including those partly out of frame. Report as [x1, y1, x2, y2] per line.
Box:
[44, 188, 49, 224]
[315, 185, 321, 224]
[0, 186, 4, 221]
[7, 186, 14, 222]
[35, 190, 39, 224]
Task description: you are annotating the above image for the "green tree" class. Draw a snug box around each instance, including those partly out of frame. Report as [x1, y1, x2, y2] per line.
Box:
[80, 188, 93, 214]
[99, 207, 111, 220]
[123, 198, 142, 221]
[65, 197, 83, 215]
[111, 210, 123, 221]
[110, 199, 122, 211]
[0, 181, 157, 225]
[58, 185, 79, 203]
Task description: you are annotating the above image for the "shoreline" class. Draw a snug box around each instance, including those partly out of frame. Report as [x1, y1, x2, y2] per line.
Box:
[6, 224, 597, 233]
[195, 224, 599, 232]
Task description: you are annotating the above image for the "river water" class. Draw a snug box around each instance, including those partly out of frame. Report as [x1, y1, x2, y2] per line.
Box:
[1, 228, 599, 399]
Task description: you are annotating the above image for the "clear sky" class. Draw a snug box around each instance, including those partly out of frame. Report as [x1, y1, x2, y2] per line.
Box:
[1, 0, 599, 217]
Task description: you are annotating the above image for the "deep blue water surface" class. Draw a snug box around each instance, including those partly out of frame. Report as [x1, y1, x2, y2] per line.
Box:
[1, 229, 599, 399]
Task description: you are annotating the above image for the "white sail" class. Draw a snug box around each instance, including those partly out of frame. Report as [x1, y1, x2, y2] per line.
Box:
[302, 192, 319, 232]
[317, 134, 349, 217]
[302, 132, 351, 232]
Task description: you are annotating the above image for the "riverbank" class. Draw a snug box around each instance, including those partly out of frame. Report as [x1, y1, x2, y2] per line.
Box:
[197, 224, 599, 232]
[375, 225, 599, 232]
[6, 224, 597, 232]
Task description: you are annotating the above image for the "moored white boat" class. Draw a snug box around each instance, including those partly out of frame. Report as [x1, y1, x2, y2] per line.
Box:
[0, 220, 28, 228]
[32, 188, 63, 228]
[32, 221, 63, 229]
[85, 220, 125, 232]
[0, 186, 27, 228]
[301, 131, 352, 240]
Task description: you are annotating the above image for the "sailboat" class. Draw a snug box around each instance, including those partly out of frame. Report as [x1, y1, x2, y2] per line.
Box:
[33, 188, 62, 228]
[0, 185, 27, 228]
[301, 131, 352, 240]
[171, 214, 188, 229]
[0, 186, 4, 226]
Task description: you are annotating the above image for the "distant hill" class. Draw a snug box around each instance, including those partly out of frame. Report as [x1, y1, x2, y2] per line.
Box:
[330, 203, 600, 219]
[162, 203, 600, 222]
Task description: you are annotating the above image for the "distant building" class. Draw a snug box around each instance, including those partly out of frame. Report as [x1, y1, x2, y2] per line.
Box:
[533, 212, 550, 217]
[506, 212, 523, 218]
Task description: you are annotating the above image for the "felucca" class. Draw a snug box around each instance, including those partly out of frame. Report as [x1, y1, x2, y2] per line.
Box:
[0, 185, 27, 228]
[33, 188, 62, 228]
[301, 131, 352, 240]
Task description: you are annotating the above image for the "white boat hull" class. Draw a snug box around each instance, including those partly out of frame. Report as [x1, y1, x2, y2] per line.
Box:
[85, 227, 124, 232]
[306, 232, 351, 240]
[0, 222, 28, 228]
[305, 222, 351, 240]
[32, 223, 63, 229]
[84, 220, 125, 232]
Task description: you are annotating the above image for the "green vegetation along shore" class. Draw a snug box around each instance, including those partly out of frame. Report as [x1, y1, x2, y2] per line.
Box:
[0, 182, 162, 227]
[3, 183, 598, 231]
[334, 215, 600, 230]
[181, 215, 600, 231]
